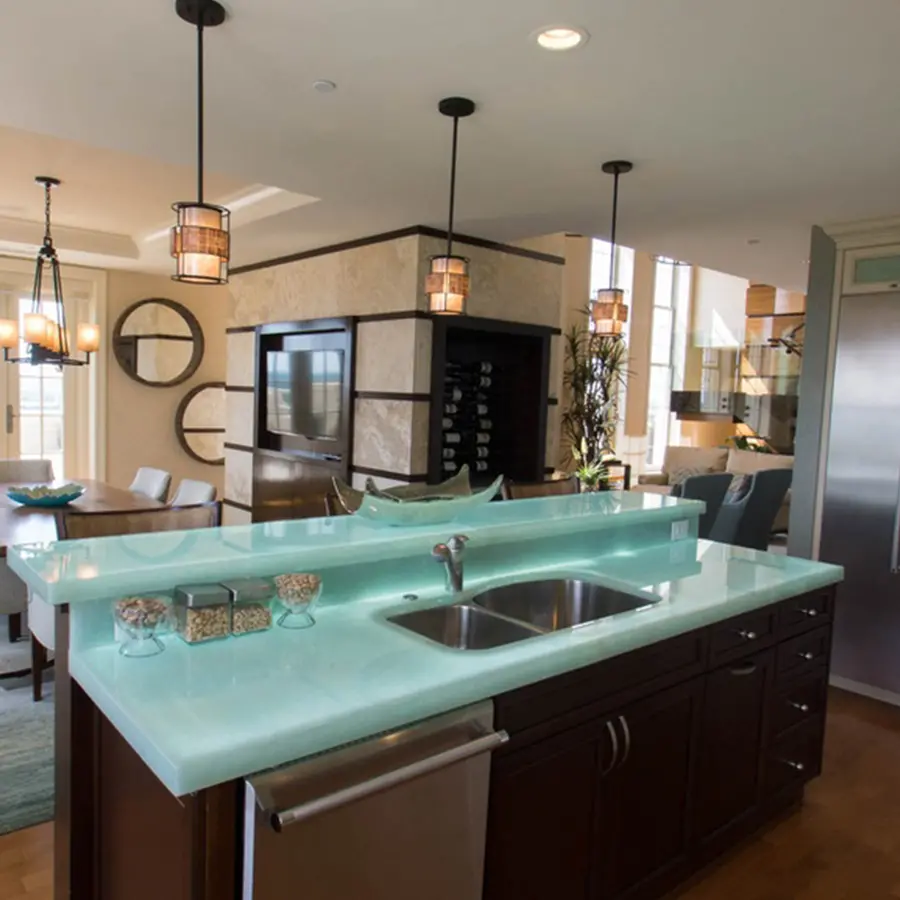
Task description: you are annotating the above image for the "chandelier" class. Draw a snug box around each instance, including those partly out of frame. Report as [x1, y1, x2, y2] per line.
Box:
[0, 177, 99, 367]
[592, 160, 633, 338]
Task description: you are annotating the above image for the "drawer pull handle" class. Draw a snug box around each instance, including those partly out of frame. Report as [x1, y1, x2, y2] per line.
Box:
[797, 651, 815, 661]
[601, 720, 620, 776]
[789, 701, 810, 713]
[730, 663, 758, 676]
[782, 759, 806, 773]
[737, 629, 758, 641]
[799, 608, 819, 617]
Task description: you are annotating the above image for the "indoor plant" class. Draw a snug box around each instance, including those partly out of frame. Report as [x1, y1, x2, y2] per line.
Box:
[561, 320, 630, 490]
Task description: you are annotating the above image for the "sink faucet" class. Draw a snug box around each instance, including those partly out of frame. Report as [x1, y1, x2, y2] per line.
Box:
[432, 534, 469, 594]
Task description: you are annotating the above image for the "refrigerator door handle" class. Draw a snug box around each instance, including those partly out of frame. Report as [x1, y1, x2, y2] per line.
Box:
[891, 476, 900, 574]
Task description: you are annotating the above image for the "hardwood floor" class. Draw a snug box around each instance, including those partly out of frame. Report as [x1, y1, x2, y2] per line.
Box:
[0, 688, 898, 900]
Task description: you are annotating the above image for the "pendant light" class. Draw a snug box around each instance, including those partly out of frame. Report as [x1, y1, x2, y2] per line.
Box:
[0, 177, 98, 367]
[171, 0, 230, 285]
[592, 160, 633, 337]
[426, 97, 476, 315]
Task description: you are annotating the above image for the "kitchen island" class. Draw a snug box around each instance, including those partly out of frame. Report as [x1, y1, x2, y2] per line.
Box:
[8, 492, 843, 900]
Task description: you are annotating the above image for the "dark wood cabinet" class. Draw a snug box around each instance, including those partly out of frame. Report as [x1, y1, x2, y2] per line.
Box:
[484, 720, 608, 900]
[692, 649, 774, 845]
[593, 681, 702, 900]
[485, 588, 836, 900]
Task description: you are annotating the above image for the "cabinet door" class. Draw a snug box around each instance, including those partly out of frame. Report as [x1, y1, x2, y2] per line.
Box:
[692, 649, 774, 844]
[484, 720, 608, 900]
[592, 680, 702, 900]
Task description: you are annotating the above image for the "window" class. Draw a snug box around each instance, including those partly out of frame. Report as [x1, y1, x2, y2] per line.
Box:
[646, 260, 692, 470]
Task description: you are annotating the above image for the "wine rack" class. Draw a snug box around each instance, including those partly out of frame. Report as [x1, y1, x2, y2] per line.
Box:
[428, 316, 554, 488]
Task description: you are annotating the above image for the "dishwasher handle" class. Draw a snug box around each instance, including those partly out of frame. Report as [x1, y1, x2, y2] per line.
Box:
[269, 728, 509, 832]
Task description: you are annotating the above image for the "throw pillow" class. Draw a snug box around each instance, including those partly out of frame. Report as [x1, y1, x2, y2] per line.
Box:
[668, 465, 712, 487]
[724, 474, 752, 504]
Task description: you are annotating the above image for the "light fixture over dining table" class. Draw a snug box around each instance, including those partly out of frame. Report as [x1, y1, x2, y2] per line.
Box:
[0, 177, 99, 368]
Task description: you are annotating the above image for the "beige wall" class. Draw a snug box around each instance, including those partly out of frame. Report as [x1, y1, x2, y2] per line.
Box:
[105, 271, 227, 495]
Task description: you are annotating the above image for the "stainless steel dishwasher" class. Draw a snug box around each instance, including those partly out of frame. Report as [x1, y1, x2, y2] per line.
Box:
[243, 701, 507, 900]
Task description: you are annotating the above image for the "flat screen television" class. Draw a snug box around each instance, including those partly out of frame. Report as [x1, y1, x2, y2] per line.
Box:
[266, 349, 344, 441]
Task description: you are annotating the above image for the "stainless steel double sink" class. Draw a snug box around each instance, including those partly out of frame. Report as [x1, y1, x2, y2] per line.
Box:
[387, 579, 657, 650]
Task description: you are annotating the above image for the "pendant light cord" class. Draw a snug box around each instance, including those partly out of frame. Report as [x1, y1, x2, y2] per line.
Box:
[608, 168, 619, 289]
[42, 180, 53, 251]
[196, 10, 205, 204]
[446, 114, 460, 259]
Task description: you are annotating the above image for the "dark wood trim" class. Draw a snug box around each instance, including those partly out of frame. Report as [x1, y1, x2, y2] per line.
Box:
[356, 310, 432, 323]
[222, 498, 253, 512]
[746, 312, 806, 319]
[224, 442, 253, 453]
[350, 465, 429, 484]
[256, 317, 350, 337]
[432, 314, 561, 338]
[225, 325, 258, 334]
[224, 385, 254, 393]
[548, 397, 559, 406]
[231, 226, 423, 275]
[354, 391, 431, 402]
[128, 333, 196, 342]
[416, 226, 565, 265]
[230, 225, 565, 276]
[182, 427, 226, 434]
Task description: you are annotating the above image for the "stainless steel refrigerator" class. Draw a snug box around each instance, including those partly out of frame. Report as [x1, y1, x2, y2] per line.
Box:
[820, 290, 900, 695]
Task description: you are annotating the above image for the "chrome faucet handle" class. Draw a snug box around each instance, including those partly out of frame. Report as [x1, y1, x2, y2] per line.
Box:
[432, 542, 451, 561]
[446, 534, 470, 554]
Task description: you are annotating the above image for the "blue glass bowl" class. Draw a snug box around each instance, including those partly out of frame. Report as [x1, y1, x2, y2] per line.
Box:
[7, 483, 85, 507]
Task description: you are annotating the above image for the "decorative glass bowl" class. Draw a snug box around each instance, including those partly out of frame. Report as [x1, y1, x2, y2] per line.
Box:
[274, 573, 322, 629]
[353, 475, 504, 527]
[7, 482, 85, 507]
[113, 594, 172, 657]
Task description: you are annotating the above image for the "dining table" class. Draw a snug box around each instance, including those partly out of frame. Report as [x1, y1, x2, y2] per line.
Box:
[1, 479, 164, 642]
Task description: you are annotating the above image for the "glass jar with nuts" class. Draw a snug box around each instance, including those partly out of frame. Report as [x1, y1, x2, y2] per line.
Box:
[173, 583, 232, 644]
[274, 572, 322, 629]
[221, 578, 274, 637]
[113, 594, 172, 657]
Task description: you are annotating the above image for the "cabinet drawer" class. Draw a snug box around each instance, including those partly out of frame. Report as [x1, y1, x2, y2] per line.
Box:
[778, 590, 834, 636]
[763, 718, 824, 797]
[769, 669, 828, 739]
[709, 608, 778, 666]
[776, 626, 831, 683]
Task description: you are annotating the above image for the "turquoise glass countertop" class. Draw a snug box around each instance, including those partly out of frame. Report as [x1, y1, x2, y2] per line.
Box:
[66, 539, 842, 796]
[8, 491, 701, 604]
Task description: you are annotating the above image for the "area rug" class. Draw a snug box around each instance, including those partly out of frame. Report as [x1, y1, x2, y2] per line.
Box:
[0, 676, 53, 835]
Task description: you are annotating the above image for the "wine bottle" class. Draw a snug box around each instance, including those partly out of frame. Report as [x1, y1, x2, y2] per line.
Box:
[444, 402, 459, 415]
[442, 417, 454, 429]
[478, 418, 493, 430]
[444, 432, 462, 445]
[442, 447, 457, 459]
[475, 446, 489, 459]
[445, 386, 462, 402]
[476, 403, 488, 416]
[475, 432, 490, 445]
[474, 461, 489, 472]
[443, 461, 457, 473]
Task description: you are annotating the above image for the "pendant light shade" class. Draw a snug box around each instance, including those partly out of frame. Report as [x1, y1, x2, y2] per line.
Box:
[427, 97, 475, 315]
[3, 177, 97, 367]
[171, 0, 230, 285]
[592, 160, 633, 338]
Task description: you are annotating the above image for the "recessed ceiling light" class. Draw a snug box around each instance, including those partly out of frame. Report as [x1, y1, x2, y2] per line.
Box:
[313, 79, 337, 93]
[535, 26, 589, 51]
[747, 238, 761, 245]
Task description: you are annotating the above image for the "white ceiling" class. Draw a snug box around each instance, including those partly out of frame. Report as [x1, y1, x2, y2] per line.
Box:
[3, 0, 900, 289]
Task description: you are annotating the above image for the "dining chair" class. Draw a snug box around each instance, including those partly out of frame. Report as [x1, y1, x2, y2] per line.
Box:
[28, 502, 221, 701]
[129, 467, 172, 502]
[0, 458, 54, 483]
[708, 469, 794, 551]
[671, 472, 733, 540]
[170, 479, 217, 506]
[501, 475, 579, 501]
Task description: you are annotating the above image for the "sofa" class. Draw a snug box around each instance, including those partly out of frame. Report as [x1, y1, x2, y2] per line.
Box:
[634, 445, 793, 533]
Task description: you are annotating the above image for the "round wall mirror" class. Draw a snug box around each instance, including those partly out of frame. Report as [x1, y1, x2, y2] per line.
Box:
[176, 381, 226, 466]
[113, 297, 204, 387]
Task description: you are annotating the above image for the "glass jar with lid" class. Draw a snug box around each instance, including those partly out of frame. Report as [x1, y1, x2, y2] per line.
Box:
[173, 583, 231, 644]
[221, 577, 274, 636]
